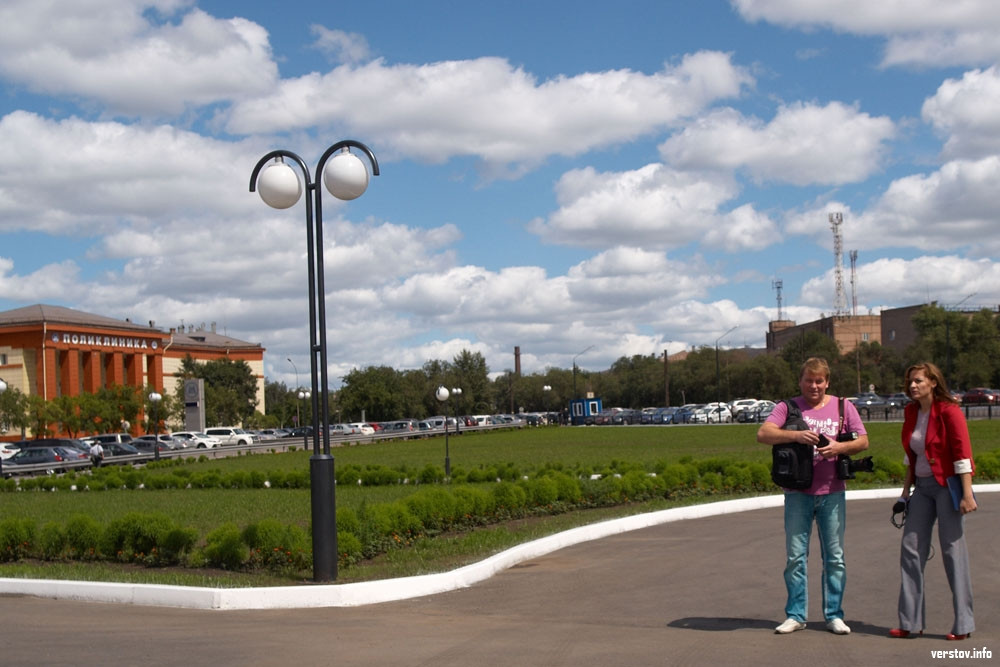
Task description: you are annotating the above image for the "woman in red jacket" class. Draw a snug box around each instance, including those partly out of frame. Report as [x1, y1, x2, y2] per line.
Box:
[891, 362, 976, 641]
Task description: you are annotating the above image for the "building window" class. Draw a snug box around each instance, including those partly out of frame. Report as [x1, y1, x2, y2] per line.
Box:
[862, 333, 870, 341]
[0, 353, 6, 365]
[890, 329, 896, 341]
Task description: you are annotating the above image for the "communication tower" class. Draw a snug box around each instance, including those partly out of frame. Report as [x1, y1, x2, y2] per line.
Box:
[829, 212, 847, 316]
[772, 279, 784, 321]
[849, 250, 858, 316]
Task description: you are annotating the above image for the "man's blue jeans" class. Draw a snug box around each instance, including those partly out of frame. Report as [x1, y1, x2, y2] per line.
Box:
[783, 491, 846, 622]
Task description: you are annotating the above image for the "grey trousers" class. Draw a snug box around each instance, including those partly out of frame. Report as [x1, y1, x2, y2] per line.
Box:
[897, 475, 975, 635]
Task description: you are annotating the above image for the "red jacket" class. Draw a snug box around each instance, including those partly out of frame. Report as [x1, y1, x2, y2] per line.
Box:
[901, 400, 974, 486]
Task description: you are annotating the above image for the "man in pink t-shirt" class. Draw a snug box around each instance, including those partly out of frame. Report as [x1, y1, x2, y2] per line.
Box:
[757, 357, 869, 636]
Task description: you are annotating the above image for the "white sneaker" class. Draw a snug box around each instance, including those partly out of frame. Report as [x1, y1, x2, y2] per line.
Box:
[826, 618, 851, 635]
[775, 618, 806, 634]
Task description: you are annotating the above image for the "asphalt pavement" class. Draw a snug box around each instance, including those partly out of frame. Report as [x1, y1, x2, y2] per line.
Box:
[1, 489, 996, 667]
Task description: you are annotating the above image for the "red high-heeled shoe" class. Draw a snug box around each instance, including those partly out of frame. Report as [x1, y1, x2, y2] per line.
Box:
[889, 628, 921, 638]
[946, 633, 971, 641]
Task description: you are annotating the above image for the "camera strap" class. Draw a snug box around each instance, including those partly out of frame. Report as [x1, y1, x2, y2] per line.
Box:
[837, 397, 844, 437]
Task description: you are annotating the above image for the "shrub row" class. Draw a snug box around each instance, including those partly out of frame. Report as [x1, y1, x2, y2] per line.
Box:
[2, 448, 949, 494]
[4, 451, 996, 577]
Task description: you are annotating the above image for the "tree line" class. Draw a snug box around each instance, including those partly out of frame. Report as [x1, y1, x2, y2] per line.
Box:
[0, 355, 258, 439]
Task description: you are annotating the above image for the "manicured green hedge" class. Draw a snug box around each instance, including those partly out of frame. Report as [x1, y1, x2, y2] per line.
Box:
[3, 447, 996, 578]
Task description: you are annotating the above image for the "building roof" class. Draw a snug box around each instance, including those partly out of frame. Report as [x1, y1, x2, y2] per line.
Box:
[0, 304, 262, 350]
[0, 304, 158, 333]
[168, 328, 263, 351]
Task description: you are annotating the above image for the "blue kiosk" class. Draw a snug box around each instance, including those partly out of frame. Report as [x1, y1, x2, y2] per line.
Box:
[569, 397, 603, 425]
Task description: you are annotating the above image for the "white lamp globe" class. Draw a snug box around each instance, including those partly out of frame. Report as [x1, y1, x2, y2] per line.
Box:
[324, 150, 369, 200]
[258, 160, 302, 209]
[435, 386, 449, 402]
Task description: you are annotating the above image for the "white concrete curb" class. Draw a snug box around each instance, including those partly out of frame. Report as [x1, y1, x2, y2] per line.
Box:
[3, 485, 997, 610]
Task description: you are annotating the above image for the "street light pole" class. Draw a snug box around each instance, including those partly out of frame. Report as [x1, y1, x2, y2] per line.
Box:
[251, 140, 379, 582]
[715, 326, 738, 407]
[0, 378, 7, 477]
[436, 386, 461, 477]
[572, 345, 595, 399]
[149, 392, 162, 461]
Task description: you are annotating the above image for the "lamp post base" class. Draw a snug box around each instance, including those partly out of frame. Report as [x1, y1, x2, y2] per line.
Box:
[310, 454, 337, 582]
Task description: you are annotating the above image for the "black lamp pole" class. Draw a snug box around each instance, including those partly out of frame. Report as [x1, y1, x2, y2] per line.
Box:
[250, 140, 379, 582]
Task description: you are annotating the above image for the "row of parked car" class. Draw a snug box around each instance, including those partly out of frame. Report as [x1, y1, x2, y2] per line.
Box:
[0, 427, 266, 470]
[589, 400, 778, 426]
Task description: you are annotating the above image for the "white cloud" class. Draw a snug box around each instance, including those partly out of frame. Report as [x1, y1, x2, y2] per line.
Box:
[309, 26, 372, 64]
[0, 111, 263, 233]
[223, 51, 753, 174]
[799, 255, 1000, 310]
[529, 163, 778, 250]
[730, 0, 1000, 67]
[0, 1, 276, 116]
[922, 66, 1000, 160]
[659, 102, 895, 185]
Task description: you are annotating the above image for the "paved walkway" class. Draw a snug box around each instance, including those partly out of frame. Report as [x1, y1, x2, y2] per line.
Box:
[1, 489, 996, 666]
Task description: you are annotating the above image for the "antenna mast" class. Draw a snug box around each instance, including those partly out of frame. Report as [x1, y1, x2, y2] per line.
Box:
[849, 250, 858, 316]
[829, 212, 847, 316]
[772, 279, 784, 321]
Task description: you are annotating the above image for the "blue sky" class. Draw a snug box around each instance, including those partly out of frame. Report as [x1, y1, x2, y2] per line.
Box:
[2, 0, 1000, 387]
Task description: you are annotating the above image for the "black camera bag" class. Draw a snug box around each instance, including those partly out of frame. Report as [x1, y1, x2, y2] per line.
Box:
[770, 399, 815, 489]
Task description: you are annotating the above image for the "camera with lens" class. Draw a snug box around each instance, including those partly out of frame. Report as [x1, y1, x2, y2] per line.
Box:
[820, 430, 874, 480]
[836, 453, 874, 480]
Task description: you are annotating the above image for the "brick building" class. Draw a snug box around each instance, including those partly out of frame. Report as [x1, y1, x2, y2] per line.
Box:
[0, 304, 265, 437]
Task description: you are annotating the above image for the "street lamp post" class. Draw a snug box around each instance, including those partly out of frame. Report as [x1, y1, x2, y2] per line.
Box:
[287, 357, 299, 426]
[715, 326, 738, 407]
[149, 392, 162, 461]
[542, 385, 552, 423]
[297, 389, 311, 450]
[572, 345, 595, 399]
[436, 386, 461, 477]
[0, 378, 7, 477]
[251, 140, 379, 582]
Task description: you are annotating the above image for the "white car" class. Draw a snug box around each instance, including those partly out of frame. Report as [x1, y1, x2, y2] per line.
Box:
[171, 431, 222, 449]
[348, 423, 375, 435]
[204, 427, 258, 446]
[691, 405, 733, 424]
[1, 441, 24, 460]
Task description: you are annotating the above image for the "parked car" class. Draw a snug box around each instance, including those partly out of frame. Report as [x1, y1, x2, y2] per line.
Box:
[134, 434, 185, 450]
[348, 423, 375, 435]
[0, 441, 24, 459]
[961, 387, 998, 405]
[204, 427, 258, 446]
[90, 433, 134, 446]
[729, 398, 759, 421]
[653, 407, 680, 424]
[102, 441, 141, 457]
[690, 405, 732, 424]
[852, 392, 888, 409]
[885, 393, 911, 409]
[611, 409, 640, 425]
[5, 444, 89, 468]
[673, 404, 702, 424]
[171, 431, 222, 449]
[131, 438, 172, 455]
[737, 400, 775, 423]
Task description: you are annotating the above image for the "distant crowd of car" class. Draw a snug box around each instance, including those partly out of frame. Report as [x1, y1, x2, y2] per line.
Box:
[583, 388, 997, 428]
[588, 400, 777, 426]
[0, 416, 533, 471]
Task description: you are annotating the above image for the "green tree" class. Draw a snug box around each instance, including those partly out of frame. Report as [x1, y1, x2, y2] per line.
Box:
[0, 385, 29, 439]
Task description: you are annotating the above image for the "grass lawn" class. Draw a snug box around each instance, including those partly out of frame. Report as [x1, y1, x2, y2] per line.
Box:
[2, 420, 998, 586]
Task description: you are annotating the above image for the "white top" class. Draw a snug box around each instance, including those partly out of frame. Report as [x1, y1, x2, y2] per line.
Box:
[908, 410, 934, 478]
